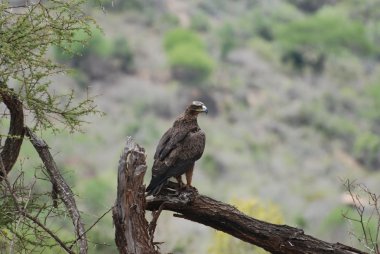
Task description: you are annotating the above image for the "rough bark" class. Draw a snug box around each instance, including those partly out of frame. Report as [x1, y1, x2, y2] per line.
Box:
[0, 85, 24, 177]
[146, 186, 367, 254]
[26, 127, 88, 254]
[113, 137, 158, 254]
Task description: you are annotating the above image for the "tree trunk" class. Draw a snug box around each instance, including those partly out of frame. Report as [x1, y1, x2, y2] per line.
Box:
[113, 137, 158, 254]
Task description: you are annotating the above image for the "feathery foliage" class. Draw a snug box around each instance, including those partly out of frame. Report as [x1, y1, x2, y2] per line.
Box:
[0, 0, 98, 132]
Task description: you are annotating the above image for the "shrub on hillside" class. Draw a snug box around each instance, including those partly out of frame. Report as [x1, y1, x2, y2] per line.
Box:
[112, 37, 135, 73]
[163, 28, 214, 84]
[167, 44, 214, 84]
[163, 28, 204, 52]
[275, 7, 373, 72]
[218, 23, 236, 60]
[242, 2, 302, 42]
[54, 27, 134, 84]
[354, 132, 380, 170]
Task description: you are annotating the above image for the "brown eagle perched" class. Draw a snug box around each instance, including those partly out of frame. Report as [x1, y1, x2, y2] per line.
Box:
[146, 101, 208, 196]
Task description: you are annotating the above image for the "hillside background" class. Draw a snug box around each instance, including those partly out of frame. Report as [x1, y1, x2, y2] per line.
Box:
[12, 0, 380, 253]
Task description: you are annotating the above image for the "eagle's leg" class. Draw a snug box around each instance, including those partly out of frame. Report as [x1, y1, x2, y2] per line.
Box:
[185, 165, 194, 187]
[175, 175, 184, 189]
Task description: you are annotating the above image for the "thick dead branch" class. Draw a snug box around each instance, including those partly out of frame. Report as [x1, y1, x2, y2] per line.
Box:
[146, 185, 367, 254]
[0, 86, 24, 177]
[112, 137, 158, 254]
[25, 127, 88, 254]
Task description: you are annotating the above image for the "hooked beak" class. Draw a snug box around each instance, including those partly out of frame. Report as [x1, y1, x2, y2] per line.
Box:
[201, 105, 208, 114]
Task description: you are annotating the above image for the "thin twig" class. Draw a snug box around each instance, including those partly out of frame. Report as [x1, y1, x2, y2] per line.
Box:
[69, 206, 114, 249]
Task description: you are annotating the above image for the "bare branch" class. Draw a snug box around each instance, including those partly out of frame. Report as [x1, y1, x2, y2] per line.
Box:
[25, 127, 88, 254]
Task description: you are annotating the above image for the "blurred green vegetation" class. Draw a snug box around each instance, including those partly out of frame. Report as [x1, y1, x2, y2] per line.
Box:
[190, 13, 210, 32]
[167, 44, 214, 84]
[88, 0, 142, 11]
[218, 23, 236, 60]
[354, 132, 380, 169]
[163, 28, 214, 84]
[275, 7, 373, 72]
[54, 27, 111, 61]
[163, 28, 205, 52]
[208, 198, 284, 254]
[54, 26, 134, 85]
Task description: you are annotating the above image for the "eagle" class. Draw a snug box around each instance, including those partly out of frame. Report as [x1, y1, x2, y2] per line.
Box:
[146, 101, 208, 196]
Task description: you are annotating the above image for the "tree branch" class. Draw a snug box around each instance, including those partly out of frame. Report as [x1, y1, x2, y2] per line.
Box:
[112, 137, 158, 254]
[0, 85, 25, 178]
[113, 139, 367, 254]
[146, 186, 367, 254]
[25, 127, 88, 254]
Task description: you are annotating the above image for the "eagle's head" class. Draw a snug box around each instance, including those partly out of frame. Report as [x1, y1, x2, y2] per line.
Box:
[186, 101, 208, 115]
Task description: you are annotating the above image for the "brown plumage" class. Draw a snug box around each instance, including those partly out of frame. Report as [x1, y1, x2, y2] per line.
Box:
[146, 101, 208, 196]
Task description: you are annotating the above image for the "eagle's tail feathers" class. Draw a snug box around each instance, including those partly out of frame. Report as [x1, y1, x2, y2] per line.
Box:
[146, 176, 168, 196]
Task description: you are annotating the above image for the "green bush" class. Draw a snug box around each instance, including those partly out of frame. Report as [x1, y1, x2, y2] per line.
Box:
[163, 28, 214, 83]
[54, 27, 134, 83]
[241, 2, 302, 41]
[167, 44, 214, 83]
[354, 132, 380, 169]
[365, 81, 380, 119]
[112, 37, 134, 73]
[218, 23, 236, 60]
[275, 7, 373, 70]
[163, 28, 204, 52]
